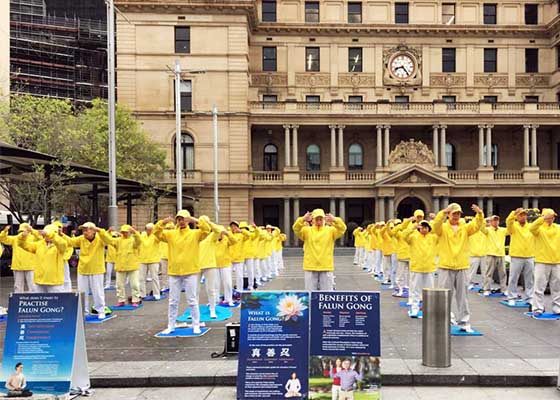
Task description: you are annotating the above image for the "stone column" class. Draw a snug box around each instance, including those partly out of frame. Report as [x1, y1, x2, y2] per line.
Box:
[329, 125, 337, 168]
[432, 197, 440, 213]
[440, 124, 447, 167]
[522, 197, 529, 210]
[478, 125, 485, 167]
[531, 124, 538, 167]
[432, 124, 440, 166]
[283, 124, 291, 168]
[337, 125, 345, 168]
[477, 197, 484, 210]
[378, 197, 386, 221]
[442, 196, 449, 209]
[531, 198, 539, 209]
[487, 198, 494, 216]
[283, 198, 291, 245]
[388, 197, 395, 219]
[292, 125, 299, 168]
[383, 125, 390, 167]
[292, 198, 300, 246]
[486, 125, 493, 167]
[523, 125, 530, 168]
[376, 125, 383, 168]
[330, 198, 336, 215]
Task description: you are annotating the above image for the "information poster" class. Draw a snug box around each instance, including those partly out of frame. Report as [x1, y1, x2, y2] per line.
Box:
[0, 293, 89, 396]
[309, 292, 381, 400]
[237, 291, 310, 400]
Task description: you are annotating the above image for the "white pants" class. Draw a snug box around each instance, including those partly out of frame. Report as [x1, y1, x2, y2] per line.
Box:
[201, 268, 219, 310]
[373, 250, 383, 275]
[160, 258, 169, 290]
[354, 246, 364, 265]
[265, 256, 273, 278]
[218, 266, 233, 303]
[77, 274, 106, 316]
[339, 391, 355, 400]
[364, 250, 373, 271]
[13, 270, 34, 293]
[304, 271, 333, 291]
[332, 385, 341, 400]
[116, 270, 140, 303]
[409, 272, 434, 313]
[63, 261, 72, 292]
[532, 263, 560, 314]
[34, 284, 64, 293]
[232, 262, 244, 291]
[438, 268, 470, 326]
[139, 262, 161, 297]
[396, 260, 410, 289]
[105, 262, 115, 288]
[383, 254, 397, 283]
[254, 259, 263, 282]
[468, 256, 485, 284]
[245, 258, 255, 289]
[168, 274, 200, 330]
[508, 257, 535, 302]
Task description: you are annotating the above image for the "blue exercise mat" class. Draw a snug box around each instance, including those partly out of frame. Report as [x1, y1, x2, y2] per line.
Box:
[380, 284, 394, 291]
[408, 310, 423, 319]
[109, 304, 143, 311]
[0, 315, 6, 323]
[391, 292, 409, 298]
[85, 314, 117, 324]
[499, 300, 530, 308]
[161, 288, 170, 293]
[143, 294, 167, 302]
[469, 286, 481, 292]
[155, 327, 210, 338]
[525, 312, 560, 320]
[478, 292, 506, 298]
[451, 325, 483, 336]
[104, 286, 116, 291]
[400, 301, 421, 308]
[177, 304, 232, 323]
[218, 301, 240, 308]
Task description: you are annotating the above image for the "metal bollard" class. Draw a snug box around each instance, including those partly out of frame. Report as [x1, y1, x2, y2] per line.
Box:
[422, 288, 451, 368]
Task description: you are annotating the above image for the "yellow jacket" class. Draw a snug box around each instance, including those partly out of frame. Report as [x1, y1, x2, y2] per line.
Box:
[106, 244, 117, 263]
[433, 210, 484, 270]
[66, 229, 112, 275]
[530, 217, 560, 264]
[256, 228, 272, 259]
[154, 219, 212, 275]
[506, 211, 535, 258]
[19, 234, 67, 286]
[293, 217, 347, 271]
[242, 228, 258, 259]
[390, 220, 411, 260]
[108, 234, 142, 272]
[216, 232, 237, 268]
[159, 241, 168, 260]
[199, 232, 218, 269]
[139, 232, 161, 264]
[363, 230, 372, 252]
[229, 230, 249, 263]
[468, 230, 487, 257]
[482, 225, 508, 257]
[353, 228, 366, 248]
[0, 230, 37, 271]
[62, 235, 74, 261]
[404, 228, 439, 273]
[273, 231, 286, 252]
[380, 225, 394, 256]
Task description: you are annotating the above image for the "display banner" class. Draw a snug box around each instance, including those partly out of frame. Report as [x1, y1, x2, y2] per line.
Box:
[237, 291, 310, 400]
[309, 291, 381, 400]
[0, 293, 90, 396]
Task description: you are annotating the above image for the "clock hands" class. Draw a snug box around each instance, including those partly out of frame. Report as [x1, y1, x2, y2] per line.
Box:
[395, 65, 411, 75]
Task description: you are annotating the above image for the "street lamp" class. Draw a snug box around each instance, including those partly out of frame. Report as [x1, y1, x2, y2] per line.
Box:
[173, 60, 206, 211]
[106, 0, 117, 228]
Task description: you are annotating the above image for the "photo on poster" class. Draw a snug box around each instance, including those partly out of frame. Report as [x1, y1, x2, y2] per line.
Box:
[308, 356, 381, 400]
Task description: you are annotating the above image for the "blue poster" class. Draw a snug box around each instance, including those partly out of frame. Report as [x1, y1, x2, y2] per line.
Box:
[309, 292, 381, 400]
[0, 293, 81, 395]
[237, 291, 310, 400]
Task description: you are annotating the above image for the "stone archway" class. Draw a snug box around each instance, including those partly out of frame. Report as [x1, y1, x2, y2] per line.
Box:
[396, 197, 426, 220]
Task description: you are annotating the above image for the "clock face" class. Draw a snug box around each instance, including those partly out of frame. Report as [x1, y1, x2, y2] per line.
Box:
[390, 54, 415, 79]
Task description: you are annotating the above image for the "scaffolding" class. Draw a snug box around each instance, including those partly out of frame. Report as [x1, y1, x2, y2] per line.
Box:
[10, 0, 108, 103]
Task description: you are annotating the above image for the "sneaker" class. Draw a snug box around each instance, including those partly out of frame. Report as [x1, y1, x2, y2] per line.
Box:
[98, 314, 106, 320]
[467, 284, 474, 290]
[193, 325, 201, 334]
[533, 310, 543, 318]
[154, 295, 161, 300]
[131, 302, 140, 308]
[228, 302, 236, 307]
[492, 288, 502, 294]
[460, 325, 474, 333]
[146, 277, 152, 282]
[210, 310, 217, 319]
[508, 300, 516, 306]
[104, 286, 111, 290]
[353, 262, 358, 265]
[483, 290, 491, 297]
[161, 327, 175, 335]
[408, 309, 419, 318]
[114, 302, 126, 307]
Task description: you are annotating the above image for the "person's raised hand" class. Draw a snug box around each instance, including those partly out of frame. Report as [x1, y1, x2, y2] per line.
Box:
[471, 204, 482, 214]
[515, 207, 524, 215]
[163, 216, 174, 225]
[303, 211, 312, 222]
[325, 213, 335, 224]
[2, 225, 9, 233]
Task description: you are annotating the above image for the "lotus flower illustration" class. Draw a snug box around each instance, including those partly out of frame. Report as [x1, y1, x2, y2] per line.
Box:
[276, 294, 307, 322]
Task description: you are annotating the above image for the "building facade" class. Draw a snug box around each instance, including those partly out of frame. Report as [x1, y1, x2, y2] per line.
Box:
[115, 0, 560, 244]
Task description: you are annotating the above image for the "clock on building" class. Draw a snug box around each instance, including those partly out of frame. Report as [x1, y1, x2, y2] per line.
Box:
[383, 45, 423, 86]
[390, 54, 416, 79]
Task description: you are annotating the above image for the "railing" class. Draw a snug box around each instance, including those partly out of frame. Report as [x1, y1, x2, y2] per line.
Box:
[537, 103, 560, 110]
[251, 101, 284, 110]
[539, 170, 560, 180]
[252, 171, 283, 182]
[447, 102, 480, 112]
[296, 102, 332, 111]
[346, 171, 375, 181]
[300, 171, 329, 181]
[344, 102, 378, 112]
[492, 103, 527, 111]
[390, 102, 433, 112]
[165, 169, 200, 180]
[448, 170, 478, 180]
[494, 170, 523, 180]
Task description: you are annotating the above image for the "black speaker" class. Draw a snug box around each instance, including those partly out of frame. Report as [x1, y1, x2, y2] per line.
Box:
[226, 323, 240, 354]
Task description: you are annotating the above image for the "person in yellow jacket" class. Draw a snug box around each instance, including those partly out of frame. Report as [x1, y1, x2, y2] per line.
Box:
[467, 216, 487, 290]
[265, 225, 277, 278]
[254, 226, 271, 284]
[529, 208, 560, 317]
[107, 224, 142, 308]
[293, 209, 346, 291]
[404, 219, 439, 317]
[139, 223, 161, 299]
[388, 218, 412, 297]
[228, 221, 248, 292]
[66, 222, 113, 319]
[481, 215, 508, 296]
[272, 227, 286, 273]
[372, 223, 384, 278]
[154, 210, 215, 334]
[0, 224, 37, 293]
[105, 231, 119, 289]
[380, 221, 397, 287]
[352, 227, 366, 267]
[215, 229, 237, 306]
[362, 226, 373, 272]
[18, 224, 67, 293]
[505, 208, 535, 306]
[53, 221, 73, 291]
[158, 222, 174, 293]
[433, 203, 484, 333]
[241, 222, 258, 290]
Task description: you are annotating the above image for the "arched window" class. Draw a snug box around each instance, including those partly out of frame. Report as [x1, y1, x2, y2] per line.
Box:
[348, 143, 363, 170]
[445, 143, 456, 170]
[173, 133, 194, 171]
[263, 144, 278, 171]
[306, 144, 321, 171]
[483, 144, 498, 167]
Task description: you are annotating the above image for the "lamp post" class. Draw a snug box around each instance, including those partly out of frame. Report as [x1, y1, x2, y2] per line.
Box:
[106, 0, 117, 227]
